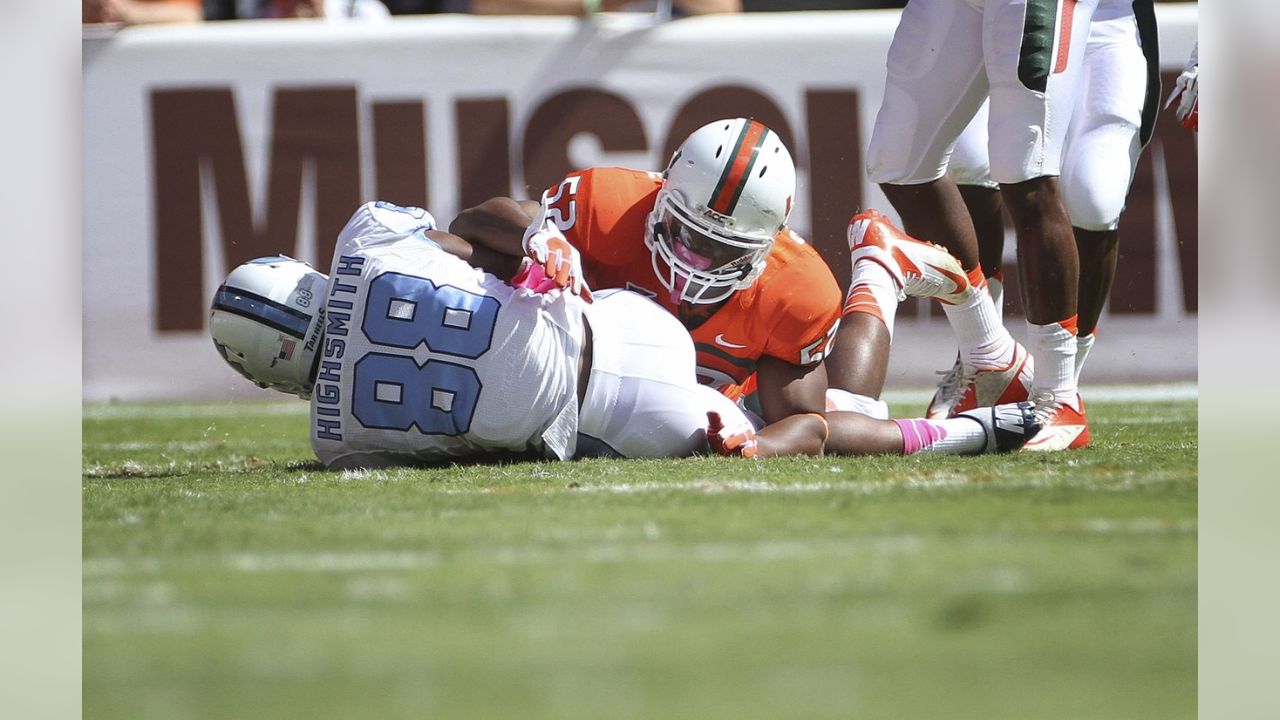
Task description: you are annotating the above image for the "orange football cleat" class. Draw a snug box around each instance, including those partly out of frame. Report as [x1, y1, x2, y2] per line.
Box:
[1022, 393, 1091, 451]
[847, 209, 972, 305]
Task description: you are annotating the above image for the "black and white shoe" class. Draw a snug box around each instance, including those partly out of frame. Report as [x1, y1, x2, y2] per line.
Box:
[957, 401, 1042, 453]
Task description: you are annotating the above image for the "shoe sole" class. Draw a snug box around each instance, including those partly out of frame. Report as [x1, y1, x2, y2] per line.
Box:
[1022, 424, 1091, 452]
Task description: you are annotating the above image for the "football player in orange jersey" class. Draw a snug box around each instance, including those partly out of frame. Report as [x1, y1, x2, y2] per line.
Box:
[452, 118, 1040, 457]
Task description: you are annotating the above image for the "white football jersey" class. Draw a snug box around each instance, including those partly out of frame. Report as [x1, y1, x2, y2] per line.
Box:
[310, 201, 584, 468]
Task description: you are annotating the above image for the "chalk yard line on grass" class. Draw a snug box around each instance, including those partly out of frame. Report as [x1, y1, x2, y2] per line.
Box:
[84, 515, 1193, 579]
[83, 538, 919, 577]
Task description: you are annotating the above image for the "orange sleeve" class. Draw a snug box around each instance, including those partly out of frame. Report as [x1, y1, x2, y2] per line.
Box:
[543, 168, 658, 268]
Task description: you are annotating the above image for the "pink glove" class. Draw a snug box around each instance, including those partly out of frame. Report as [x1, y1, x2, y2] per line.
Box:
[510, 258, 561, 294]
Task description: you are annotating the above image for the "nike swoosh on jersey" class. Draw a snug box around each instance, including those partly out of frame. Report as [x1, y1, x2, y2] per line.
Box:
[714, 334, 748, 349]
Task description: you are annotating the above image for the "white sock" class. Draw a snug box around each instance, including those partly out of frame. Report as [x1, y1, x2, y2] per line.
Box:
[988, 275, 1004, 323]
[942, 290, 1015, 370]
[825, 389, 889, 419]
[1075, 333, 1095, 385]
[845, 260, 901, 339]
[1026, 319, 1080, 410]
[895, 416, 988, 455]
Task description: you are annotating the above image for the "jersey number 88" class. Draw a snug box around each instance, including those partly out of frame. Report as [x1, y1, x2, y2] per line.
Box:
[352, 272, 499, 436]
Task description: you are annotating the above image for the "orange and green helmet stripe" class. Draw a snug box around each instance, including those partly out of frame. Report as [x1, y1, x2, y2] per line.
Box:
[708, 120, 771, 216]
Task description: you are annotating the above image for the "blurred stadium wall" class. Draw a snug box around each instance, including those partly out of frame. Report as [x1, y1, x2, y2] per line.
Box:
[82, 7, 1197, 401]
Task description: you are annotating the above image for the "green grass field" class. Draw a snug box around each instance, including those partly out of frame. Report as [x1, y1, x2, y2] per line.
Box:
[83, 391, 1197, 720]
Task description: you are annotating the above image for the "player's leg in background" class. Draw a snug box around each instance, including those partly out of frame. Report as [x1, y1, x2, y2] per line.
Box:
[827, 0, 982, 411]
[919, 101, 1036, 419]
[866, 0, 989, 274]
[984, 0, 1099, 450]
[960, 184, 1008, 299]
[825, 205, 981, 418]
[830, 0, 987, 415]
[861, 0, 1026, 416]
[827, 116, 1044, 459]
[1064, 8, 1153, 383]
[826, 201, 992, 421]
[949, 101, 1009, 304]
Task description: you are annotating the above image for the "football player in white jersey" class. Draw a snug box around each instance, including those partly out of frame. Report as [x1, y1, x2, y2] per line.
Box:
[210, 201, 759, 468]
[929, 0, 1163, 443]
[211, 201, 1042, 467]
[867, 0, 1102, 451]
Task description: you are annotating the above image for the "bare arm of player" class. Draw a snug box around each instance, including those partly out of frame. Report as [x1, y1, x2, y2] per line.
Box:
[453, 196, 592, 299]
[449, 197, 540, 260]
[751, 356, 830, 457]
[424, 229, 521, 281]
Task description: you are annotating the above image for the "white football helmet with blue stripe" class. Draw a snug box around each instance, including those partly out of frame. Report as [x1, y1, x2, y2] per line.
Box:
[209, 256, 328, 398]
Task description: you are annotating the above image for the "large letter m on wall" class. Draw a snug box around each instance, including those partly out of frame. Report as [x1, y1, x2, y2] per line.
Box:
[150, 87, 360, 331]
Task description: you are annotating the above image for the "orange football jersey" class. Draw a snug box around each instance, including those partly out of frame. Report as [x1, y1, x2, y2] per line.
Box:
[542, 167, 841, 400]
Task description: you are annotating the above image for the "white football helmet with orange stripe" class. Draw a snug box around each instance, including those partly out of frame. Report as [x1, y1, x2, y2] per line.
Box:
[646, 118, 796, 305]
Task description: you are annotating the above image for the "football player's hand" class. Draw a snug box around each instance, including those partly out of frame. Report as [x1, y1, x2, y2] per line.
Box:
[706, 411, 759, 459]
[1165, 62, 1198, 132]
[510, 258, 561, 294]
[521, 205, 592, 302]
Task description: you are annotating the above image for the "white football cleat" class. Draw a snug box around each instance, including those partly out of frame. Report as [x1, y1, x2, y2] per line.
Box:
[925, 343, 1034, 419]
[847, 209, 972, 305]
[925, 355, 969, 420]
[1022, 393, 1091, 452]
[957, 401, 1042, 454]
